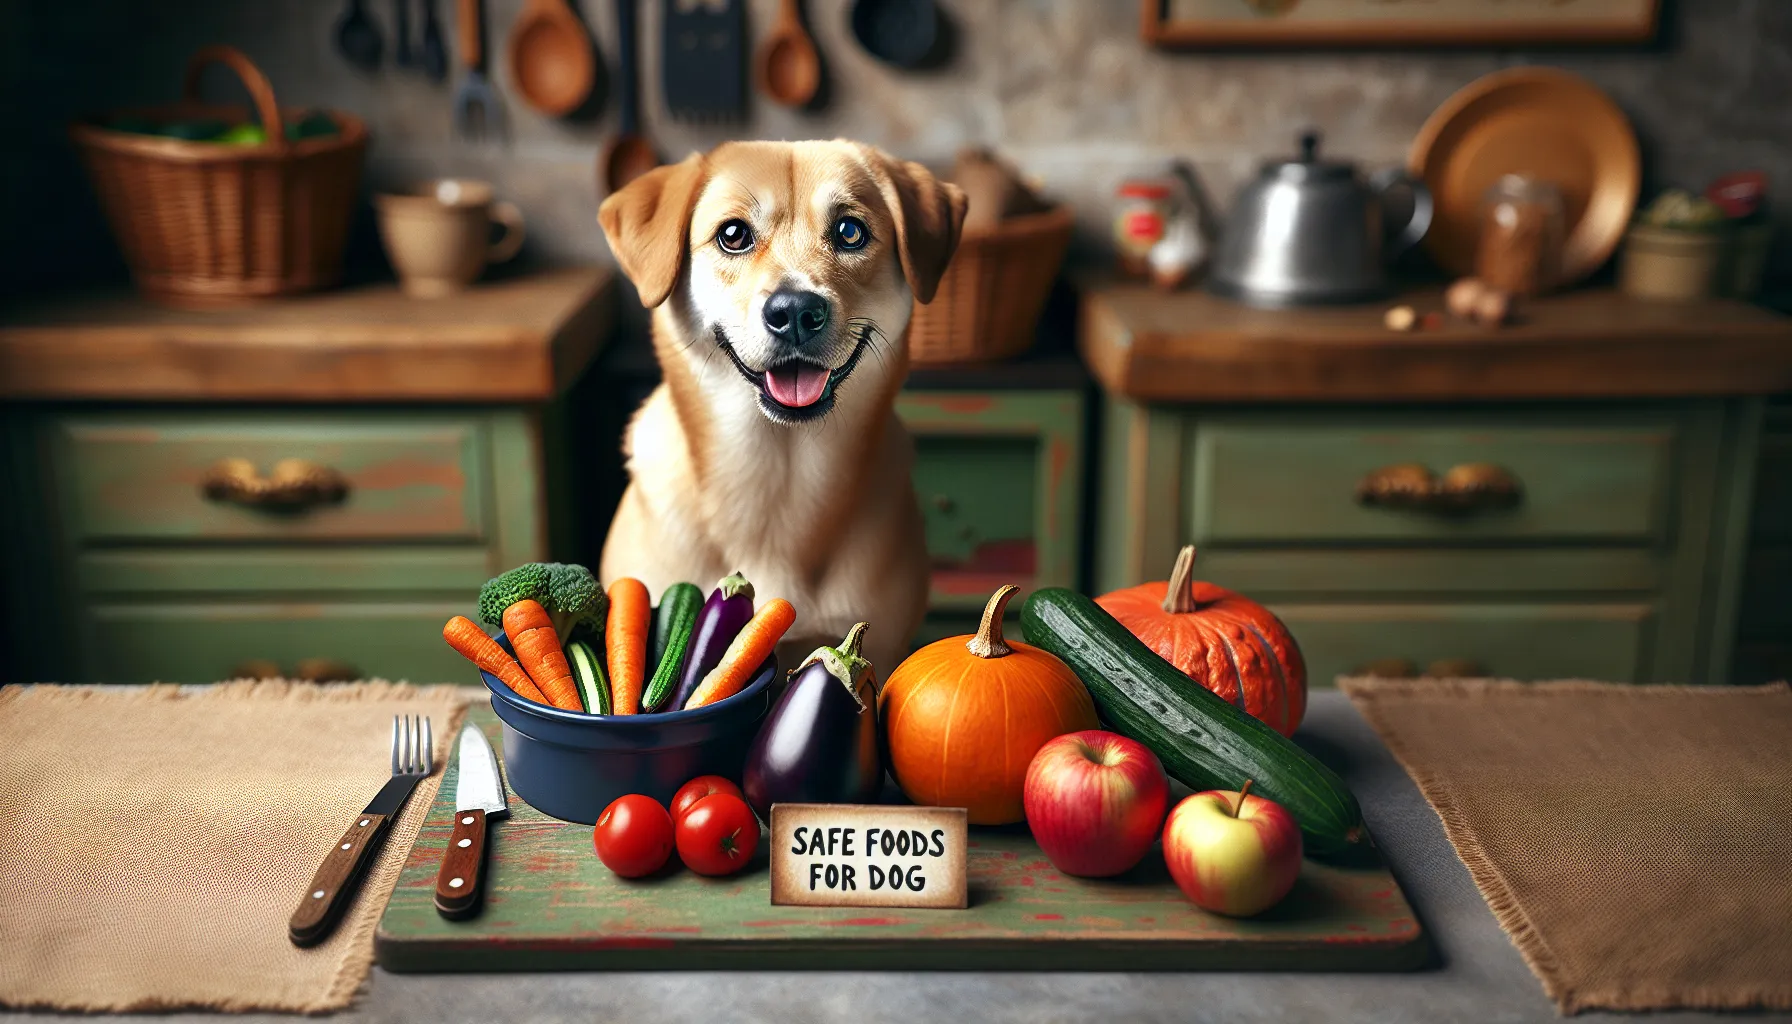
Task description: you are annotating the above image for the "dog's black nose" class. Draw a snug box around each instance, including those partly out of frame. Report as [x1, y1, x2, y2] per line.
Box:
[762, 289, 830, 347]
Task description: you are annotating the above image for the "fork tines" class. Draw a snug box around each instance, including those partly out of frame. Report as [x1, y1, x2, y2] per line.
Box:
[391, 714, 433, 776]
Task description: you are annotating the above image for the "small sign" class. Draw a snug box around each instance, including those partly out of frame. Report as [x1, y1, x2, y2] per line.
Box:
[769, 804, 968, 910]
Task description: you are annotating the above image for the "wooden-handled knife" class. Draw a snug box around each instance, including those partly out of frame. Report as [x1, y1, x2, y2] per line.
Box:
[434, 723, 509, 919]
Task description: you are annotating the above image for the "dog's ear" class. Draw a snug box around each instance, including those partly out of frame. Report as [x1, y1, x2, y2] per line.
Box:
[598, 154, 708, 308]
[866, 150, 967, 305]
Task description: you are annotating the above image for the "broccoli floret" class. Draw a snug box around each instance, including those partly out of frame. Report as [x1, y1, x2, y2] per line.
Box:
[478, 563, 552, 627]
[477, 562, 606, 641]
[545, 562, 606, 640]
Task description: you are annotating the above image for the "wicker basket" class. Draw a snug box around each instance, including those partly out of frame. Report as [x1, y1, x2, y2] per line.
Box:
[69, 46, 368, 307]
[908, 206, 1074, 366]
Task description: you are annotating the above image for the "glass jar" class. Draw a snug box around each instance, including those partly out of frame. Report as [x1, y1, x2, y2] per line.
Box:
[1476, 174, 1565, 297]
[1114, 179, 1175, 278]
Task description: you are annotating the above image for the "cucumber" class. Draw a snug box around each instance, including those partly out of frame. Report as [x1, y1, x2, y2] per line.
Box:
[643, 582, 703, 712]
[567, 640, 609, 715]
[1020, 587, 1369, 861]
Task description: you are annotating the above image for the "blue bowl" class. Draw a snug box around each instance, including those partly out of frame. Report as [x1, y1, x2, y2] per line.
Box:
[479, 637, 777, 824]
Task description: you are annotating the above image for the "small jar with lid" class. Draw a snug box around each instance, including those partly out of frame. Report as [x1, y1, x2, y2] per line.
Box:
[1476, 174, 1565, 297]
[1113, 179, 1175, 278]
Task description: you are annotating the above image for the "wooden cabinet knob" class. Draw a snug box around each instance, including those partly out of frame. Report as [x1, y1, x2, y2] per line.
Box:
[201, 458, 349, 510]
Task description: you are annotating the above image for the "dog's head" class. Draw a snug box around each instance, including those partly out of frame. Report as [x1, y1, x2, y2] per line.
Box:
[600, 140, 966, 424]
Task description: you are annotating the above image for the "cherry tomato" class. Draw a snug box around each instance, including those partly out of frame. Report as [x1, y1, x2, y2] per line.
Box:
[674, 793, 760, 877]
[670, 775, 744, 822]
[592, 794, 674, 878]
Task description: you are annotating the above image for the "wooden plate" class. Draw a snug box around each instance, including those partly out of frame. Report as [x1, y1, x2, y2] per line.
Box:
[1409, 68, 1639, 284]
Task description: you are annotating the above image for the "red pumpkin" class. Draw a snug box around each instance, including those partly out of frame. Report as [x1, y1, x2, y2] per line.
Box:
[1096, 546, 1306, 736]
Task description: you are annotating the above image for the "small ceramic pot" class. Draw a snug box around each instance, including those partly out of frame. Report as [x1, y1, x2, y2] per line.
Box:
[1619, 224, 1725, 302]
[374, 179, 525, 298]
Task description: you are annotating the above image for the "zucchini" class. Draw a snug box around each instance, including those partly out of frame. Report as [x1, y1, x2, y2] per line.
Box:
[643, 582, 703, 712]
[567, 640, 610, 715]
[1020, 587, 1369, 861]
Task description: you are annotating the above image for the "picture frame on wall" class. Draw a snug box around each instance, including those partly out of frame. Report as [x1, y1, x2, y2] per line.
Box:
[1141, 0, 1661, 48]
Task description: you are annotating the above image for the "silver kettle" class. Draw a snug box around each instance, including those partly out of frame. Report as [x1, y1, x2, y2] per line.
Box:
[1209, 131, 1431, 307]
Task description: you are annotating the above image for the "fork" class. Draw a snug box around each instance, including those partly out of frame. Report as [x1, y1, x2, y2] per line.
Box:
[452, 0, 503, 141]
[288, 715, 434, 946]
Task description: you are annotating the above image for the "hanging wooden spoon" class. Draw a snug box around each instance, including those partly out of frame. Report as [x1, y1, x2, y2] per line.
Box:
[507, 0, 595, 117]
[756, 0, 821, 109]
[600, 0, 658, 194]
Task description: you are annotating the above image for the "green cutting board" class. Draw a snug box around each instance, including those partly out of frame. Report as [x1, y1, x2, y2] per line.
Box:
[375, 705, 1427, 972]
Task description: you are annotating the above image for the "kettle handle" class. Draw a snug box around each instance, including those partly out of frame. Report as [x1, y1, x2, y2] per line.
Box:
[1369, 167, 1433, 260]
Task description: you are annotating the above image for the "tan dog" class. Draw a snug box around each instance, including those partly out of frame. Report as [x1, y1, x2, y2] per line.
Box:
[597, 140, 967, 676]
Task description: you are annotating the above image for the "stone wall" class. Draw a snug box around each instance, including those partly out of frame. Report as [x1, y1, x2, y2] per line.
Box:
[4, 0, 1788, 295]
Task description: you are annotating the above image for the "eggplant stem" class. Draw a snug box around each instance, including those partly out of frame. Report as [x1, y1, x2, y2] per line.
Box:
[838, 621, 869, 662]
[1161, 545, 1205, 614]
[966, 585, 1018, 659]
[718, 570, 755, 601]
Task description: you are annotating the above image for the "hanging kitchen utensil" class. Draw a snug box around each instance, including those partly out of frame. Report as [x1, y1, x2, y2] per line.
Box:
[508, 0, 596, 117]
[1209, 130, 1431, 308]
[452, 0, 504, 140]
[662, 0, 746, 122]
[850, 0, 939, 68]
[335, 0, 384, 71]
[601, 0, 658, 194]
[756, 0, 821, 109]
[420, 0, 449, 81]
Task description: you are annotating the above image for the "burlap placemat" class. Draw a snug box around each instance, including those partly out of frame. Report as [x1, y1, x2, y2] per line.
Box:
[0, 681, 475, 1013]
[1341, 678, 1792, 1015]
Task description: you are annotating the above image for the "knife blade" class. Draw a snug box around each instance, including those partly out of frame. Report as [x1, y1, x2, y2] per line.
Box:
[434, 723, 508, 919]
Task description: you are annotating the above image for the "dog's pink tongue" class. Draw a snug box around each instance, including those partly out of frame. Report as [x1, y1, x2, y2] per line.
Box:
[766, 363, 828, 407]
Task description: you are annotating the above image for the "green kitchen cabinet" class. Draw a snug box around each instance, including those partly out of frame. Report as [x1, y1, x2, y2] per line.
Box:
[1734, 397, 1792, 684]
[1, 407, 547, 685]
[1096, 398, 1763, 686]
[897, 389, 1086, 646]
[0, 270, 613, 686]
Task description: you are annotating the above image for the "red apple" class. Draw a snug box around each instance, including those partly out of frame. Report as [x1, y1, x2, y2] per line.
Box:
[1163, 781, 1302, 916]
[1023, 730, 1169, 877]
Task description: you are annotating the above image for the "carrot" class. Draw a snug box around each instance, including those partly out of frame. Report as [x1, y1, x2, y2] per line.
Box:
[442, 616, 548, 705]
[605, 578, 651, 715]
[684, 598, 796, 710]
[502, 600, 582, 711]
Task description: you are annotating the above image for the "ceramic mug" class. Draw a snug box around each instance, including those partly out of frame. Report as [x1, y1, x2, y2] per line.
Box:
[374, 179, 525, 297]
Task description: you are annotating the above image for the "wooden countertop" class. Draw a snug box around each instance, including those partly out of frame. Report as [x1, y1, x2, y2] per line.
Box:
[0, 268, 614, 402]
[1079, 283, 1792, 402]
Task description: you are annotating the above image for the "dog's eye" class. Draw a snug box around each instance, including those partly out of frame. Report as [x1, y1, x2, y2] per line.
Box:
[833, 216, 869, 251]
[716, 220, 754, 254]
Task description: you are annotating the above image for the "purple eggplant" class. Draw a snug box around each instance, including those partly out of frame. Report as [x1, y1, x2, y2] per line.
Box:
[670, 571, 756, 713]
[742, 622, 883, 817]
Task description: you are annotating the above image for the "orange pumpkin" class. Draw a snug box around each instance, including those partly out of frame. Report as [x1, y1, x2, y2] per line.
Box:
[1096, 546, 1307, 737]
[880, 585, 1099, 824]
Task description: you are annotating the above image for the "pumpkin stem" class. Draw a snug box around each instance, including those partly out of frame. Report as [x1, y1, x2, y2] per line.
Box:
[1161, 545, 1202, 614]
[966, 585, 1019, 659]
[1231, 779, 1254, 818]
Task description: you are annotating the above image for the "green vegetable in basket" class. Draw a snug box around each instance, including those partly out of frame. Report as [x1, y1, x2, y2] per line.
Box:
[216, 124, 268, 145]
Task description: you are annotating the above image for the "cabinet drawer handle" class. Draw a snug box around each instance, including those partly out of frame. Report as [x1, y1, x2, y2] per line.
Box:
[1354, 657, 1486, 679]
[1356, 462, 1521, 513]
[202, 458, 350, 510]
[228, 658, 358, 682]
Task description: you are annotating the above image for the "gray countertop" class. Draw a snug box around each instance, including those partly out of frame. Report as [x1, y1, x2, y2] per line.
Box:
[9, 691, 1784, 1024]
